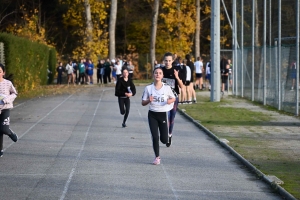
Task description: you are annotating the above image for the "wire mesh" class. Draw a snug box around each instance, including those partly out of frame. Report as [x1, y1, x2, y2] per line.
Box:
[234, 0, 299, 115]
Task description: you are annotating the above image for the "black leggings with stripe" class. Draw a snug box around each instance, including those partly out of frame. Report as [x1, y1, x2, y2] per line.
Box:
[148, 110, 169, 157]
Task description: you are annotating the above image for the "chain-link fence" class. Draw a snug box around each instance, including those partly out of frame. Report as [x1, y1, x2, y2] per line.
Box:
[233, 0, 300, 115]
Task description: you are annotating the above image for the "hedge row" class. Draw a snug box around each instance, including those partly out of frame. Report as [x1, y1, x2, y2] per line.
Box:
[0, 32, 57, 94]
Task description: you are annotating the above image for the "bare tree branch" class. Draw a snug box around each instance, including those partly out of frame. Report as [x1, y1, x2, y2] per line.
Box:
[0, 11, 17, 25]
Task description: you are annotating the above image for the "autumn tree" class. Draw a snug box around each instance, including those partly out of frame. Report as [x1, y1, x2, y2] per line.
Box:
[195, 0, 200, 58]
[150, 0, 160, 69]
[84, 0, 93, 57]
[59, 0, 108, 61]
[109, 0, 117, 59]
[156, 0, 196, 58]
[2, 1, 48, 46]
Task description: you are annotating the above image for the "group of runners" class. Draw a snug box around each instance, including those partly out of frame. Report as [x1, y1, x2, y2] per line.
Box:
[120, 52, 234, 165]
[117, 52, 193, 165]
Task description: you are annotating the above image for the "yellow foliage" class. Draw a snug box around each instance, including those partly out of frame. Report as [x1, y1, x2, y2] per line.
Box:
[157, 0, 196, 55]
[5, 5, 53, 47]
[60, 0, 108, 61]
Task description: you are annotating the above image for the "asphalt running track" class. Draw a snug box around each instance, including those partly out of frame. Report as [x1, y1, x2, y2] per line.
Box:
[0, 86, 283, 200]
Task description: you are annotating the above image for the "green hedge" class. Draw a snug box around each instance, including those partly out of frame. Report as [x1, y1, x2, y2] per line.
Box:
[48, 48, 57, 84]
[0, 32, 57, 94]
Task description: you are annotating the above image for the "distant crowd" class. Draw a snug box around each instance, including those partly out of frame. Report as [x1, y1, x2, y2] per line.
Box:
[55, 54, 233, 101]
[56, 56, 134, 85]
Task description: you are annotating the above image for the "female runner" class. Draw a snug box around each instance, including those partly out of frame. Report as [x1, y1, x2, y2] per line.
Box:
[115, 68, 136, 127]
[142, 67, 176, 165]
[0, 63, 18, 157]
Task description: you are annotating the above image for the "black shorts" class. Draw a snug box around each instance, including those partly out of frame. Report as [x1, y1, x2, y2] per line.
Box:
[196, 73, 202, 78]
[184, 81, 191, 86]
[221, 75, 228, 83]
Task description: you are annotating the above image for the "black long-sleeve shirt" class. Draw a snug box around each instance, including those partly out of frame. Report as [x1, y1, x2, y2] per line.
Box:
[115, 77, 136, 97]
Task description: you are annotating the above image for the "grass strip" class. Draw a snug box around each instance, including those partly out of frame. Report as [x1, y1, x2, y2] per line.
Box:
[180, 93, 300, 199]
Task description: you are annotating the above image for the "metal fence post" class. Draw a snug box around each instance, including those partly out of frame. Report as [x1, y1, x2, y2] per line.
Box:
[233, 0, 238, 96]
[269, 0, 272, 89]
[210, 0, 221, 102]
[296, 0, 299, 116]
[263, 0, 267, 105]
[241, 0, 244, 97]
[251, 0, 255, 101]
[278, 0, 282, 110]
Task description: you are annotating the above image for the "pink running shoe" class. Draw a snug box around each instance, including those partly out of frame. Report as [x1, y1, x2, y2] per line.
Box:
[153, 157, 161, 165]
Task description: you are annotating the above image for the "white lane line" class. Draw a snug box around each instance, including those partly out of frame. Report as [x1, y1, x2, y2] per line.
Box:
[134, 95, 179, 200]
[3, 94, 74, 152]
[175, 189, 270, 194]
[60, 90, 105, 200]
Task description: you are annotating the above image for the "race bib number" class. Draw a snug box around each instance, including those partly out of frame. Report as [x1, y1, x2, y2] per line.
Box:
[153, 96, 165, 103]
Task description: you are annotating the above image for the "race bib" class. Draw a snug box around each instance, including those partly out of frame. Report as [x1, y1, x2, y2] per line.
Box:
[162, 78, 175, 88]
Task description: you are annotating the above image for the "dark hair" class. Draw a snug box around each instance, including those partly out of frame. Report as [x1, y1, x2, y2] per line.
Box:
[0, 63, 14, 82]
[121, 67, 129, 74]
[153, 66, 164, 74]
[185, 54, 191, 60]
[164, 52, 173, 59]
[0, 63, 6, 73]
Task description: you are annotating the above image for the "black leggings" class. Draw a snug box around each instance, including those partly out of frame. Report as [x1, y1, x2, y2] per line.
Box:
[148, 110, 169, 157]
[103, 73, 111, 84]
[0, 109, 13, 151]
[118, 97, 130, 124]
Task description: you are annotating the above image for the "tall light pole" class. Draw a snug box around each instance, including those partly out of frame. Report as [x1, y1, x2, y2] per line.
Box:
[210, 0, 221, 101]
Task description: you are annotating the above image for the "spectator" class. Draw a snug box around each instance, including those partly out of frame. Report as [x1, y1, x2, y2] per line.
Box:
[290, 61, 297, 90]
[66, 60, 75, 85]
[103, 58, 112, 84]
[87, 59, 94, 84]
[228, 59, 233, 90]
[186, 54, 197, 103]
[111, 59, 117, 84]
[221, 63, 230, 96]
[56, 62, 64, 85]
[114, 60, 122, 80]
[194, 56, 204, 90]
[96, 60, 102, 84]
[72, 61, 78, 84]
[127, 60, 134, 79]
[78, 59, 86, 85]
[205, 59, 211, 91]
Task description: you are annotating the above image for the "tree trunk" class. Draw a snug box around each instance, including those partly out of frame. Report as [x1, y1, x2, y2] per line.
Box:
[195, 0, 200, 58]
[109, 0, 117, 60]
[150, 0, 159, 70]
[84, 0, 93, 57]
